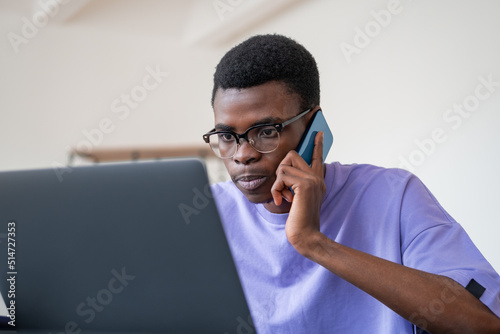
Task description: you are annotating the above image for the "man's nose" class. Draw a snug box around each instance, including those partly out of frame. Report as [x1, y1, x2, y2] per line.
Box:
[232, 139, 260, 165]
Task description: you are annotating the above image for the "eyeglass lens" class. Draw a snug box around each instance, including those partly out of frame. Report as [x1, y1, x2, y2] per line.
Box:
[209, 125, 280, 158]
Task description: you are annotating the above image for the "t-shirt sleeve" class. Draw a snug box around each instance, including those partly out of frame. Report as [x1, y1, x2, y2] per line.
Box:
[399, 175, 500, 317]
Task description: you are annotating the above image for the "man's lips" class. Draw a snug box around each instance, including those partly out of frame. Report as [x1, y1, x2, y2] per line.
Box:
[235, 175, 267, 191]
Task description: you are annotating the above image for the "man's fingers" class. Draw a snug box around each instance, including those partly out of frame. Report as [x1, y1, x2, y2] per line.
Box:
[272, 135, 325, 206]
[311, 131, 324, 175]
[281, 188, 294, 202]
[280, 150, 309, 171]
[271, 178, 294, 205]
[271, 185, 283, 206]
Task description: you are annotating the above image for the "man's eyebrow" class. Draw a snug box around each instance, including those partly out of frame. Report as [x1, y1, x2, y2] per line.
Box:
[252, 117, 282, 126]
[214, 123, 234, 131]
[214, 117, 283, 132]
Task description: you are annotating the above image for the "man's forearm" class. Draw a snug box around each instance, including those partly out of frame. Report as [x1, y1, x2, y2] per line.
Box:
[297, 232, 500, 334]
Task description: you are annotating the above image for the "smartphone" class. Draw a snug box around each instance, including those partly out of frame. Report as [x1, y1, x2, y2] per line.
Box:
[295, 110, 333, 165]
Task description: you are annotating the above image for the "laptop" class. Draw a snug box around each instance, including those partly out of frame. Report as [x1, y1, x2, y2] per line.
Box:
[0, 158, 253, 333]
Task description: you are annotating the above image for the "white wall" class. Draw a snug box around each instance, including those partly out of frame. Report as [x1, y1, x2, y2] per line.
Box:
[1, 0, 499, 271]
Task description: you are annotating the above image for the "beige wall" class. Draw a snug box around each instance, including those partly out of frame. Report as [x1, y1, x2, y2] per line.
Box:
[1, 0, 499, 270]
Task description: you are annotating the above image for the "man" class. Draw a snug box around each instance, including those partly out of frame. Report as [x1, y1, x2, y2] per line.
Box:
[203, 34, 500, 333]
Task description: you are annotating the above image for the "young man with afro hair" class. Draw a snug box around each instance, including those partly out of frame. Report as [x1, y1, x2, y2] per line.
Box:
[203, 34, 500, 333]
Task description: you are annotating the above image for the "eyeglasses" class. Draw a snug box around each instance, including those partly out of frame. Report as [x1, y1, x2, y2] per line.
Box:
[203, 108, 313, 159]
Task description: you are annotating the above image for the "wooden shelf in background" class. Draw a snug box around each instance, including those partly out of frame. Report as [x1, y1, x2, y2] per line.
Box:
[71, 145, 215, 163]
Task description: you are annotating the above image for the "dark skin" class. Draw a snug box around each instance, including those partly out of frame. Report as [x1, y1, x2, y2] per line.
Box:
[213, 80, 500, 333]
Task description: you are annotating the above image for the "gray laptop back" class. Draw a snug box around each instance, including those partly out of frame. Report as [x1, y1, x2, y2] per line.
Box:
[0, 158, 252, 333]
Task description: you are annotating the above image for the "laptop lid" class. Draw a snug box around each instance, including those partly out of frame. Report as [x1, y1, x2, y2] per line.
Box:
[0, 158, 252, 333]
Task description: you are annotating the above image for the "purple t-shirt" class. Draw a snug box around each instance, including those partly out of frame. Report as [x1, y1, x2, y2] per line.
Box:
[211, 162, 500, 333]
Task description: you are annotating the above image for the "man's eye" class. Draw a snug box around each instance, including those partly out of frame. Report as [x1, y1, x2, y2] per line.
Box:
[218, 133, 234, 142]
[258, 128, 277, 138]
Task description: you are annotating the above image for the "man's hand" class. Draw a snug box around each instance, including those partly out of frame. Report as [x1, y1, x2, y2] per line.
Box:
[271, 131, 326, 254]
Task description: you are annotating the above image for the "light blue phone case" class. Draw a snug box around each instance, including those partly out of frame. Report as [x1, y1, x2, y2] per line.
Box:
[296, 110, 333, 165]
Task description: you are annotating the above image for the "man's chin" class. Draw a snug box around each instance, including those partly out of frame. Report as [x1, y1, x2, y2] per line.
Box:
[235, 184, 292, 213]
[233, 183, 273, 204]
[241, 191, 273, 204]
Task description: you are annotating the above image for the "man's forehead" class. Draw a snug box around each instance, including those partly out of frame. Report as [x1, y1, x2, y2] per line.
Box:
[213, 83, 300, 122]
[213, 87, 270, 110]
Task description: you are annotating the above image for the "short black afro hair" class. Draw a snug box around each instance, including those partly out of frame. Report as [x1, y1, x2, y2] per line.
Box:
[211, 34, 320, 111]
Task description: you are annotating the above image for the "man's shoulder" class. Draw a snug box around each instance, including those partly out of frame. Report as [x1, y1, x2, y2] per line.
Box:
[326, 161, 414, 191]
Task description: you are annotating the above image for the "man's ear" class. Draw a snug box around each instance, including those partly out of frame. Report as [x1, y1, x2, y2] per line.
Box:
[304, 106, 321, 124]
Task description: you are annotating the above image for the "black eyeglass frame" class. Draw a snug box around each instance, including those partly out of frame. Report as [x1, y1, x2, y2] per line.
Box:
[203, 108, 313, 158]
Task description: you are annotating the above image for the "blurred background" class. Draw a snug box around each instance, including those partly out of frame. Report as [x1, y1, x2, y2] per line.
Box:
[0, 0, 499, 270]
